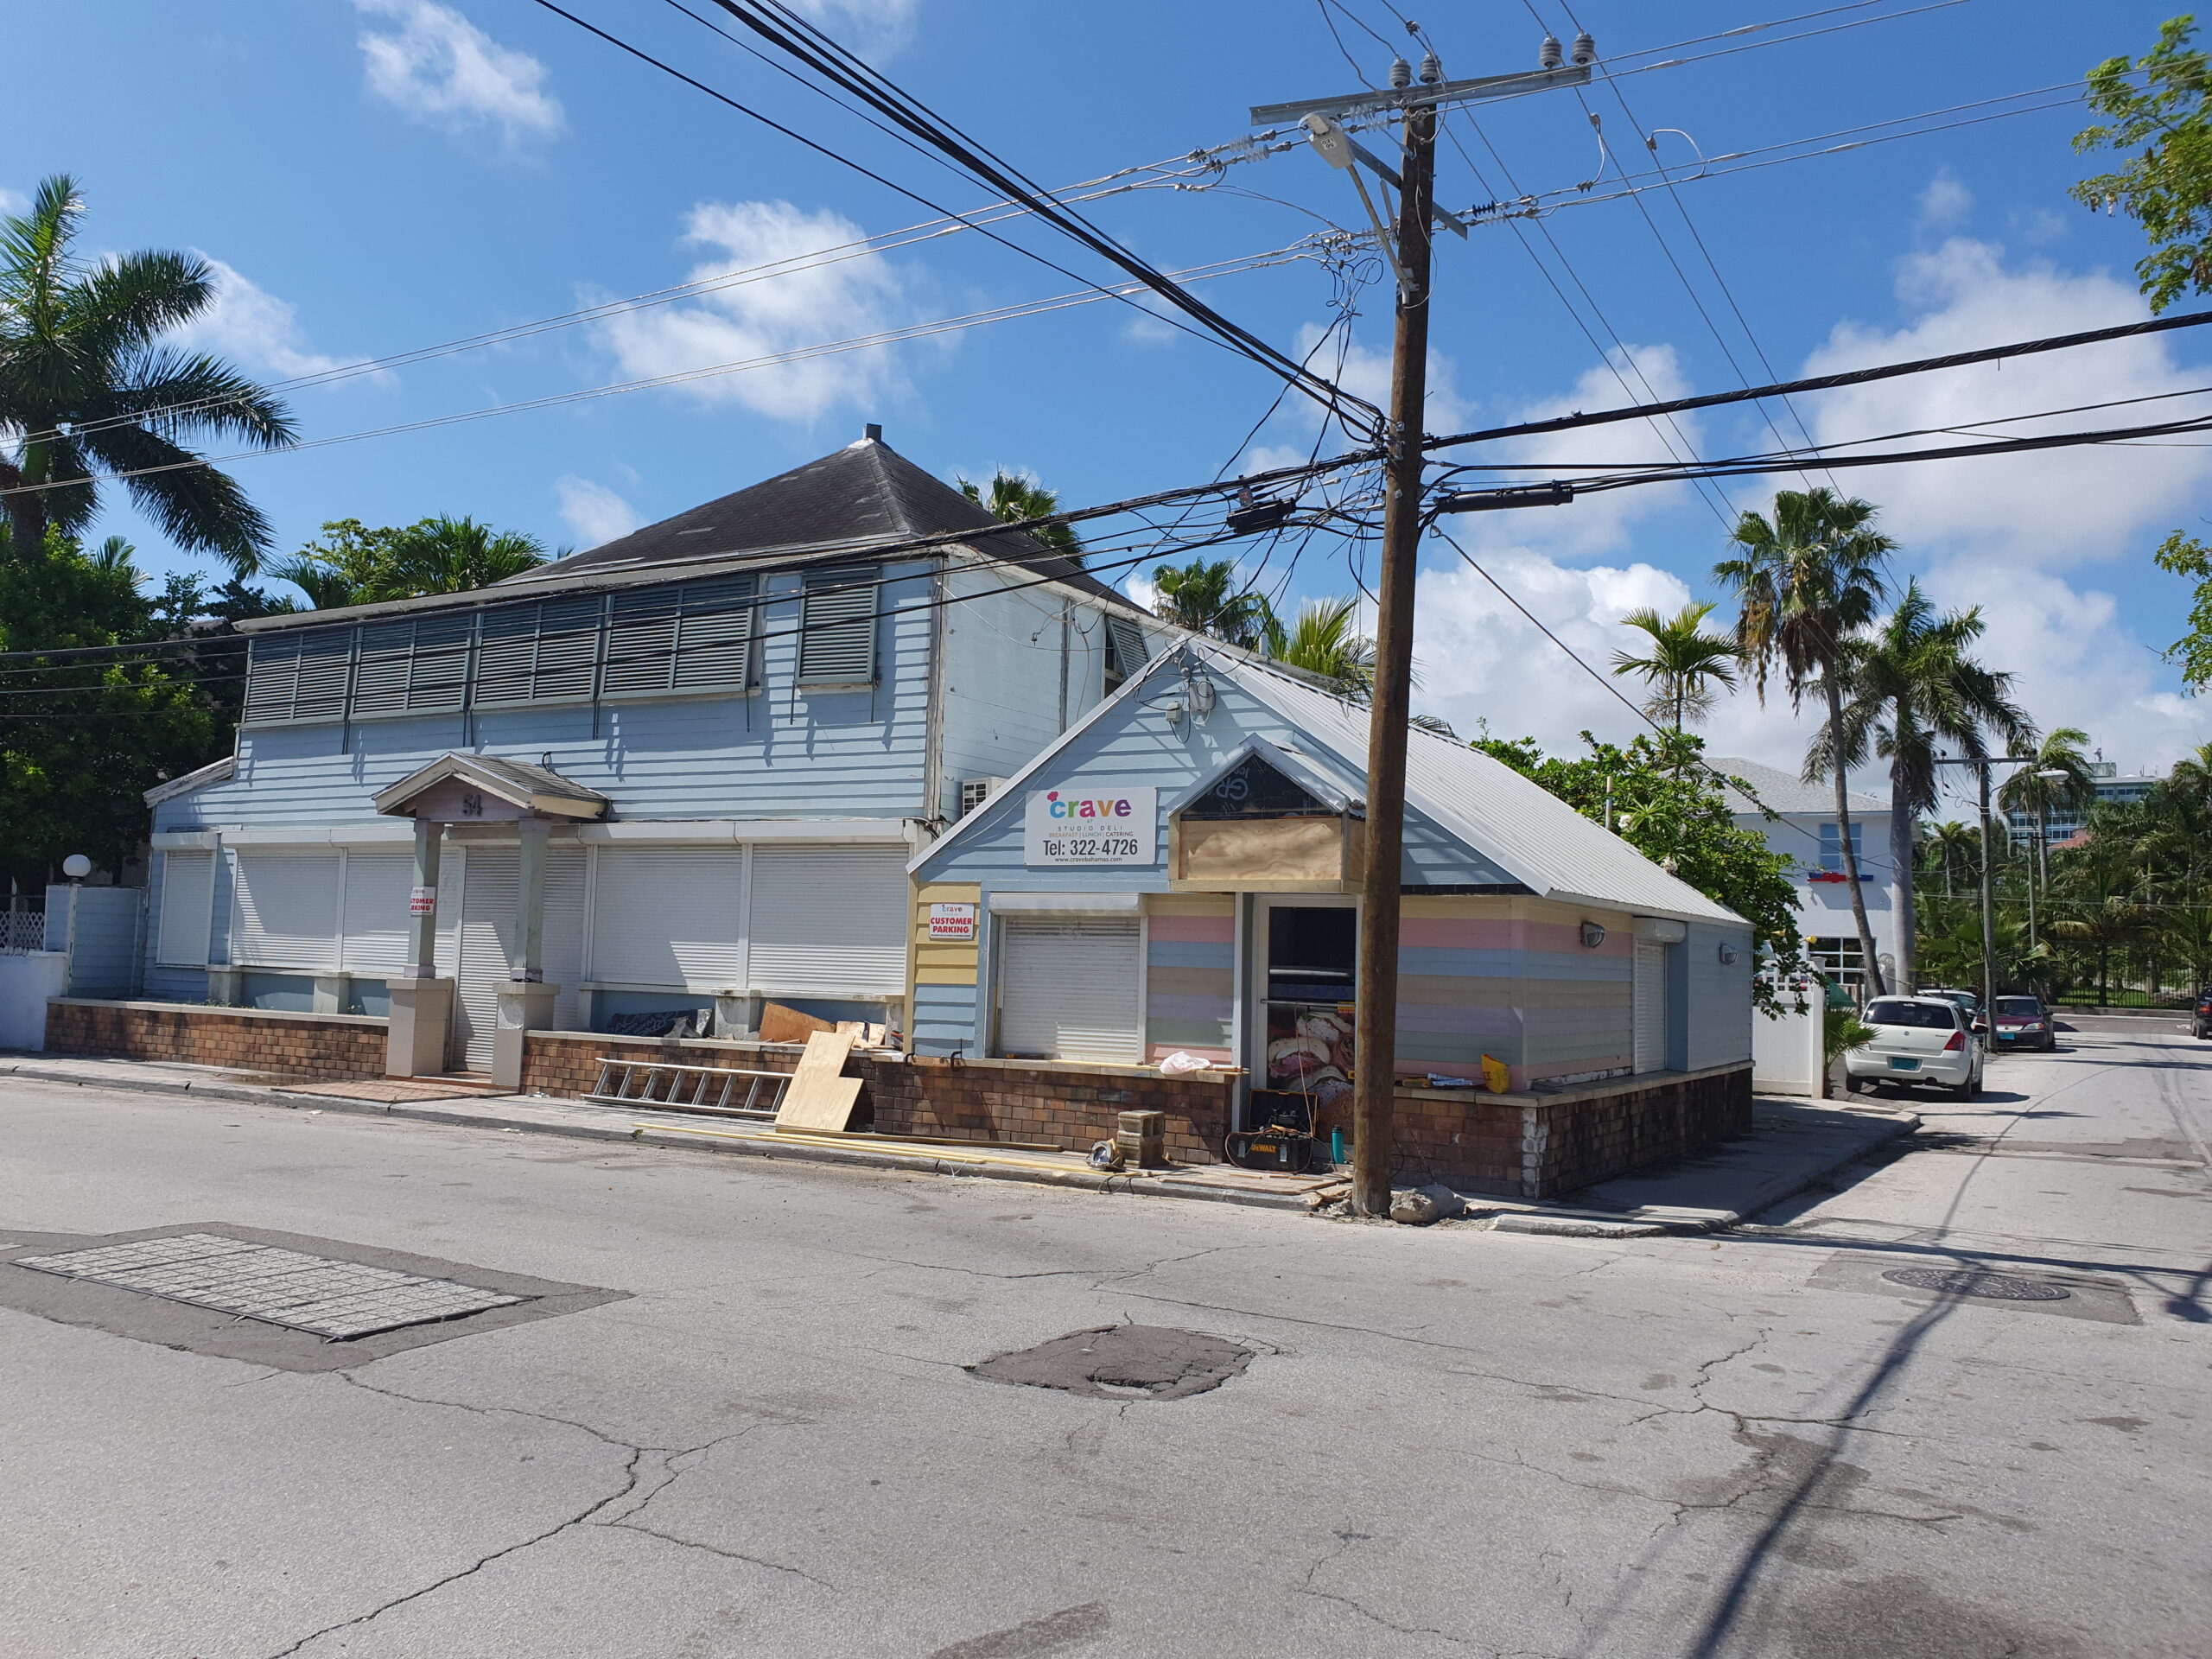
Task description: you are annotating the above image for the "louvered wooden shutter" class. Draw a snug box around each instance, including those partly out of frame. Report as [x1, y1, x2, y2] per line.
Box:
[672, 576, 756, 690]
[292, 628, 353, 721]
[156, 851, 215, 966]
[407, 614, 471, 711]
[747, 845, 907, 996]
[242, 636, 301, 724]
[603, 589, 683, 695]
[798, 567, 878, 683]
[231, 852, 342, 969]
[352, 620, 412, 715]
[588, 847, 747, 988]
[997, 918, 1142, 1062]
[1104, 616, 1150, 686]
[534, 594, 602, 701]
[474, 604, 538, 706]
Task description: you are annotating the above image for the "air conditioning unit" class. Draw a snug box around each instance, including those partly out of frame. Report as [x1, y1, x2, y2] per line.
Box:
[959, 777, 1007, 818]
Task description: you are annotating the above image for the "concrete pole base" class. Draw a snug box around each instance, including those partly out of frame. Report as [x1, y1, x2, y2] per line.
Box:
[385, 977, 455, 1078]
[493, 982, 560, 1092]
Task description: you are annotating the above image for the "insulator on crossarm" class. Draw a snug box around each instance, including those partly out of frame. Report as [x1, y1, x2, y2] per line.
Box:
[1540, 34, 1563, 69]
[1389, 55, 1412, 88]
[1571, 30, 1596, 66]
[1419, 51, 1442, 84]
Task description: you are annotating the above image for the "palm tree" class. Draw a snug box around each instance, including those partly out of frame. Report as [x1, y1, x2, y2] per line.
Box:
[1714, 486, 1895, 995]
[269, 515, 549, 610]
[1148, 557, 1269, 649]
[1609, 601, 1739, 729]
[1823, 581, 2032, 988]
[0, 175, 295, 573]
[1999, 726, 2095, 897]
[958, 469, 1082, 562]
[1926, 819, 1980, 899]
[1261, 596, 1377, 699]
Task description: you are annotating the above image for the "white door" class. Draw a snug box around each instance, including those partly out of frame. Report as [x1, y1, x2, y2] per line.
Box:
[1633, 941, 1667, 1074]
[997, 918, 1142, 1064]
[456, 848, 518, 1071]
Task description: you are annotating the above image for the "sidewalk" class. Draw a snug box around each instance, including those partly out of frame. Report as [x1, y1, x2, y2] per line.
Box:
[0, 1052, 1915, 1231]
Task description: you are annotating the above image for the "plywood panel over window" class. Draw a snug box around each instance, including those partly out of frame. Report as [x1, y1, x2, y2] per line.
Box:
[231, 852, 341, 969]
[156, 851, 215, 967]
[998, 918, 1142, 1063]
[748, 845, 906, 996]
[588, 847, 745, 988]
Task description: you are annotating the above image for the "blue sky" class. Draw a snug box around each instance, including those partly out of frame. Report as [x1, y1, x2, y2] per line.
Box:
[6, 0, 2208, 801]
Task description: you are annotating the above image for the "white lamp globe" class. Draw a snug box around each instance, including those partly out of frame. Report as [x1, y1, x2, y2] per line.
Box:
[61, 854, 92, 880]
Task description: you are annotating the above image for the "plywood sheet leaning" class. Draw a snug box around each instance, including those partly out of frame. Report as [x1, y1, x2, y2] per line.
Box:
[773, 1029, 864, 1133]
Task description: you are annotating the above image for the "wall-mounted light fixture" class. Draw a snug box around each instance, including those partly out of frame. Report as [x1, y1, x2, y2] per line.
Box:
[1579, 921, 1606, 949]
[1718, 942, 1739, 965]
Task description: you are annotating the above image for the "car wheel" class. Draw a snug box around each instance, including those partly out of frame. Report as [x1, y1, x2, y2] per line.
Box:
[1952, 1074, 1979, 1102]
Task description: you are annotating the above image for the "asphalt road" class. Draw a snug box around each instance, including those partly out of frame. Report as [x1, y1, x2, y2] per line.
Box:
[2, 1023, 2206, 1659]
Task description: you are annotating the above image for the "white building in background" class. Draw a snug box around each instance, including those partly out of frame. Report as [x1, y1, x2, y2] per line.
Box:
[1713, 756, 1901, 995]
[2003, 759, 2160, 848]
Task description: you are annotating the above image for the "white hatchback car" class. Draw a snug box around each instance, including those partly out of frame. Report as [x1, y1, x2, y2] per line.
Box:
[1845, 995, 1984, 1101]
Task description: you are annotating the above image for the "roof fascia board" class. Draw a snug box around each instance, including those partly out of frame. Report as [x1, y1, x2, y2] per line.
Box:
[143, 755, 236, 806]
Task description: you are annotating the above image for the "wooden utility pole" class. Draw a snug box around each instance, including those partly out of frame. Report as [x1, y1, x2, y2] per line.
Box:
[1351, 101, 1437, 1218]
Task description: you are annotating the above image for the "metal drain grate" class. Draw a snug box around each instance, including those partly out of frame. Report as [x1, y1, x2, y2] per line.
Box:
[15, 1233, 529, 1339]
[1880, 1266, 2072, 1302]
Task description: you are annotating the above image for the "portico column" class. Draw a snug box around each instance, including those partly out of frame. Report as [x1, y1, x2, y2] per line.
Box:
[493, 817, 558, 1091]
[385, 817, 454, 1078]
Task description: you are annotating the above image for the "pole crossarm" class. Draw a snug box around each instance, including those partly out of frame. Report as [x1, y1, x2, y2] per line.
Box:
[1251, 65, 1592, 126]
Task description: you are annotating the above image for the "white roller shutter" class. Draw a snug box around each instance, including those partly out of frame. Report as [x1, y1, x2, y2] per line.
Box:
[340, 851, 415, 977]
[588, 847, 746, 988]
[230, 852, 341, 969]
[1633, 941, 1667, 1075]
[456, 847, 518, 1071]
[748, 845, 908, 997]
[156, 852, 215, 967]
[997, 918, 1142, 1064]
[544, 848, 586, 1032]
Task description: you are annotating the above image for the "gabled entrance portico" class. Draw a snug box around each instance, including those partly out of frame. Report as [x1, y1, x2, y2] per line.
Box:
[372, 755, 609, 1084]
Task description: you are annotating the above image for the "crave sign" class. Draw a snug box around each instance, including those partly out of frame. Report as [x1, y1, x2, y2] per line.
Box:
[1023, 785, 1157, 867]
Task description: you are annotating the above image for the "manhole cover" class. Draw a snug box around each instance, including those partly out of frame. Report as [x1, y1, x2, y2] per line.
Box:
[1881, 1266, 2072, 1302]
[15, 1233, 529, 1338]
[969, 1325, 1254, 1400]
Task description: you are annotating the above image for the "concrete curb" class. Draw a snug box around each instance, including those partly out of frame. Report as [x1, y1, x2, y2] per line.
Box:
[1478, 1109, 1921, 1237]
[0, 1061, 1320, 1214]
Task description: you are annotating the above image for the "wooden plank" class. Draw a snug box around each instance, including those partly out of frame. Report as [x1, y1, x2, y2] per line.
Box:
[772, 1028, 864, 1133]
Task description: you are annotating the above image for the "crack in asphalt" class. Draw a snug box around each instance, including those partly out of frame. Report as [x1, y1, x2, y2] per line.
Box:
[1294, 1530, 1478, 1650]
[264, 1381, 821, 1656]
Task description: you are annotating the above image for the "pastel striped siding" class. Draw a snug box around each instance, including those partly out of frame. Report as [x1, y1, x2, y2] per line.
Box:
[1393, 904, 1632, 1084]
[1147, 897, 1232, 1060]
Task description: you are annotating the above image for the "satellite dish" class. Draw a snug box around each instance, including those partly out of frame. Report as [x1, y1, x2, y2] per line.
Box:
[61, 854, 92, 880]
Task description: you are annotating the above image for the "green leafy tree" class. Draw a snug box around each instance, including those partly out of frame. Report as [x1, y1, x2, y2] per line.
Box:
[1608, 601, 1739, 729]
[2149, 529, 2212, 691]
[0, 175, 295, 572]
[1999, 725, 2096, 894]
[957, 469, 1083, 563]
[1260, 595, 1377, 700]
[0, 523, 224, 885]
[1822, 581, 2033, 988]
[1715, 486, 1896, 995]
[1472, 728, 1811, 1014]
[2071, 16, 2212, 312]
[270, 516, 550, 609]
[1147, 557, 1269, 650]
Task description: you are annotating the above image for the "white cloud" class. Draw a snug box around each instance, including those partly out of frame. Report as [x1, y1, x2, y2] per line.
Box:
[1295, 321, 1470, 435]
[1917, 169, 1972, 231]
[788, 0, 922, 55]
[0, 187, 26, 217]
[556, 477, 640, 549]
[174, 257, 371, 383]
[354, 0, 562, 145]
[1800, 236, 2209, 564]
[1120, 308, 1178, 346]
[594, 199, 915, 423]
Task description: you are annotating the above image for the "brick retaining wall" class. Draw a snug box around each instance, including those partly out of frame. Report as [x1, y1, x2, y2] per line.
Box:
[1390, 1064, 1755, 1198]
[521, 1032, 1234, 1164]
[44, 999, 390, 1082]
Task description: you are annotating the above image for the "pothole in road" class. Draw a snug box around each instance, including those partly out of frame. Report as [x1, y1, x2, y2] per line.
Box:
[968, 1325, 1255, 1401]
[1880, 1266, 2072, 1301]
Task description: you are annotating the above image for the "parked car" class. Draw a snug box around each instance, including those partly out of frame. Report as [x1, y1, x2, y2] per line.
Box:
[1988, 995, 2056, 1052]
[1845, 995, 1984, 1101]
[1919, 988, 1985, 1032]
[2195, 988, 2212, 1041]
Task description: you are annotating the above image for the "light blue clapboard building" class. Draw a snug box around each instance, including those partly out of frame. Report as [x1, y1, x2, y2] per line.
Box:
[140, 430, 1165, 1074]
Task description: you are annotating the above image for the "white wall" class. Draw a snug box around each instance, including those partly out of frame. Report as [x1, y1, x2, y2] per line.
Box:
[0, 953, 68, 1051]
